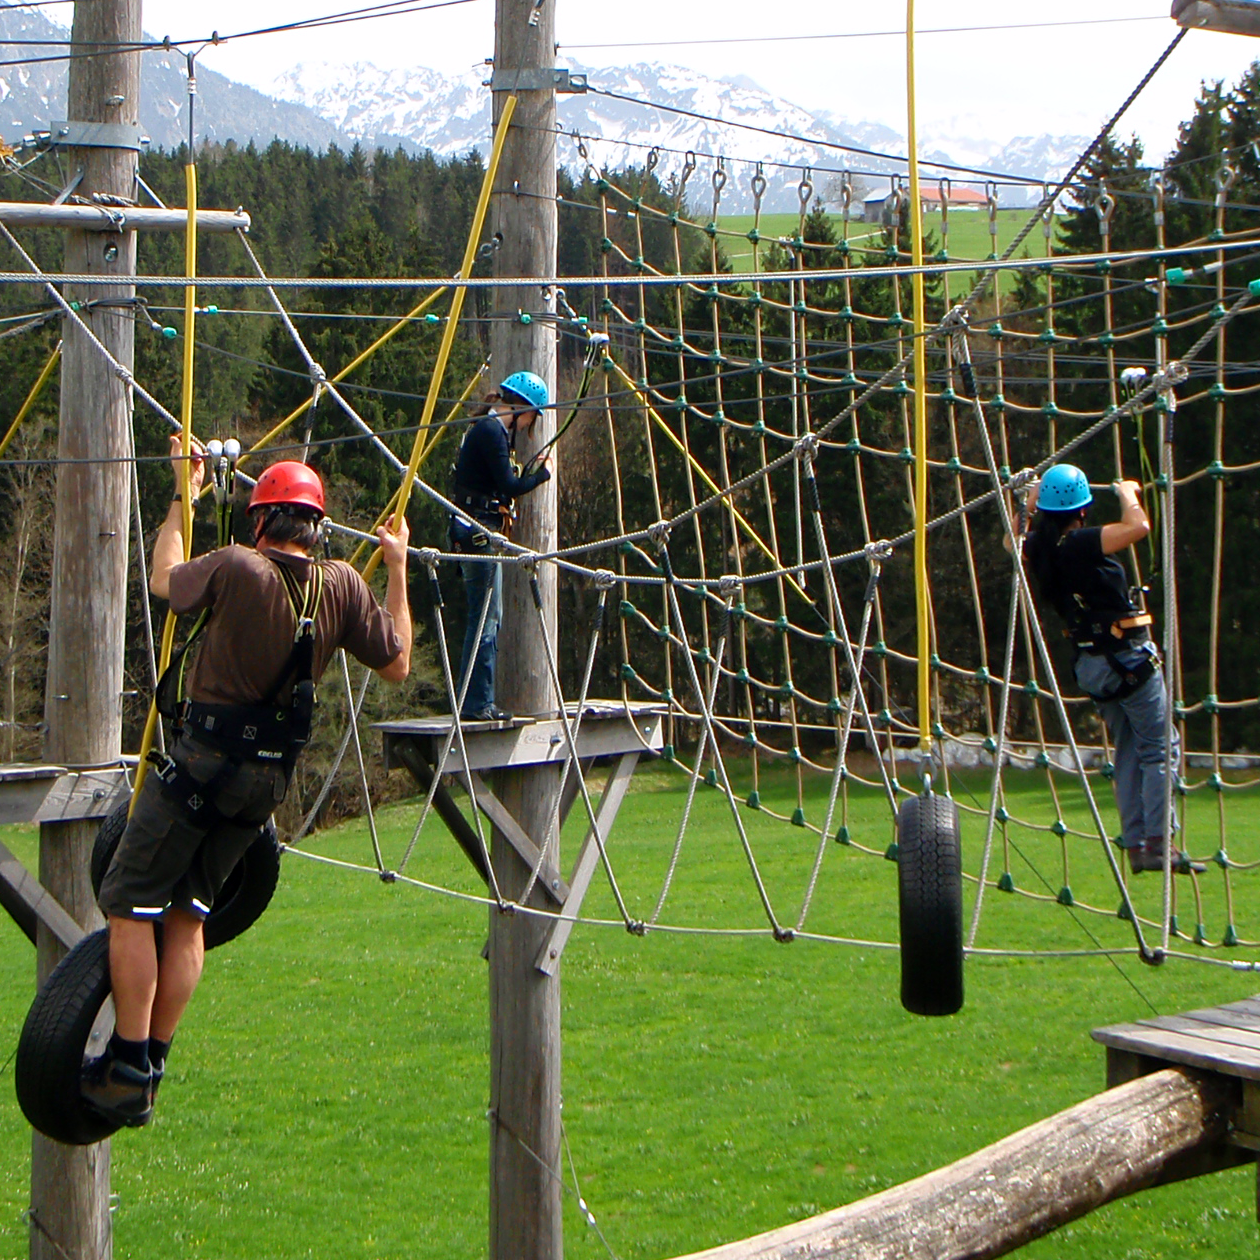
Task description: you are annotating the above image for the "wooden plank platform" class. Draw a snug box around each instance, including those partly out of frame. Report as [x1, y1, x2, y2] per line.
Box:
[376, 700, 665, 773]
[1094, 999, 1260, 1083]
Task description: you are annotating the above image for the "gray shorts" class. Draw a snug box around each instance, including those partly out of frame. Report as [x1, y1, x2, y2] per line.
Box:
[97, 735, 289, 921]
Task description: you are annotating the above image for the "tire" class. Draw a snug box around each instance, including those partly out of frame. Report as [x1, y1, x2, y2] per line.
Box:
[15, 928, 120, 1145]
[91, 803, 282, 952]
[897, 792, 964, 1017]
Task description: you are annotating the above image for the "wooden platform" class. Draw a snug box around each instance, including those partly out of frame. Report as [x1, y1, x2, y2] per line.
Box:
[1095, 997, 1260, 1169]
[375, 700, 665, 773]
[376, 702, 665, 975]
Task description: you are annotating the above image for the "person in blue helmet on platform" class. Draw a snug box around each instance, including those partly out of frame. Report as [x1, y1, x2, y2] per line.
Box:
[1012, 462, 1203, 876]
[448, 370, 552, 722]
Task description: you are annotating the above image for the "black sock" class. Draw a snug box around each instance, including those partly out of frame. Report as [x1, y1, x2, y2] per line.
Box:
[148, 1036, 171, 1073]
[109, 1032, 150, 1073]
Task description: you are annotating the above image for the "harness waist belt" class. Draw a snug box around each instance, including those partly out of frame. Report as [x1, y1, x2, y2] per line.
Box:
[452, 486, 505, 517]
[183, 699, 307, 760]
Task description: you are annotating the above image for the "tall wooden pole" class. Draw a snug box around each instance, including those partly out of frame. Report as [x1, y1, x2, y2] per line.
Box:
[32, 1, 140, 1256]
[487, 0, 560, 1253]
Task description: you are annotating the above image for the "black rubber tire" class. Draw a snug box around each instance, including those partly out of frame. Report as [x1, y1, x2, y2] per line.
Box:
[14, 928, 120, 1145]
[897, 791, 964, 1017]
[203, 819, 281, 951]
[91, 802, 281, 952]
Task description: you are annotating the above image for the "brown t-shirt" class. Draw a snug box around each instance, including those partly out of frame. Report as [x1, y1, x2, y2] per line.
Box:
[169, 545, 402, 706]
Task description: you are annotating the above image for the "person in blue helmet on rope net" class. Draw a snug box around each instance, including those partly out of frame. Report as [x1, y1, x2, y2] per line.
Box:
[1011, 463, 1203, 876]
[448, 370, 552, 722]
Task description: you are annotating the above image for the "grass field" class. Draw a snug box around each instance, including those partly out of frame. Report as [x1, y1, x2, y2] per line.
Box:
[2, 760, 1259, 1259]
[717, 208, 1038, 276]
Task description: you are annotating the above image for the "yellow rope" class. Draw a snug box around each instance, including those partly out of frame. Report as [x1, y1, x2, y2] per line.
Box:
[607, 358, 810, 605]
[133, 162, 200, 806]
[906, 0, 932, 755]
[362, 94, 518, 581]
[0, 341, 60, 460]
[347, 361, 489, 570]
[238, 286, 448, 471]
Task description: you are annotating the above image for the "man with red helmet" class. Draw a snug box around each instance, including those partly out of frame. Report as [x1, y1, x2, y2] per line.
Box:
[86, 437, 411, 1127]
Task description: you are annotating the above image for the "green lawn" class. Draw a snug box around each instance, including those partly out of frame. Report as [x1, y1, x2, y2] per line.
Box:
[1, 760, 1258, 1259]
[717, 208, 1040, 280]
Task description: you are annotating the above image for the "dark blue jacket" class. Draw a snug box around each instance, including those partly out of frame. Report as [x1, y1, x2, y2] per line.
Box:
[453, 412, 550, 510]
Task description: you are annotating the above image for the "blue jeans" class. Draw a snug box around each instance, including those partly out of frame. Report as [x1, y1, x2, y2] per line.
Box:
[1074, 643, 1179, 848]
[457, 555, 502, 716]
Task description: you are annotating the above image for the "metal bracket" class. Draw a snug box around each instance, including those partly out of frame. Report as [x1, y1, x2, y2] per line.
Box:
[488, 69, 588, 93]
[49, 121, 150, 151]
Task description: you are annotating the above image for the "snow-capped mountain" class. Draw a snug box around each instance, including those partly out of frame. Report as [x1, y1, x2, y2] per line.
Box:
[272, 60, 1087, 212]
[0, 2, 1086, 213]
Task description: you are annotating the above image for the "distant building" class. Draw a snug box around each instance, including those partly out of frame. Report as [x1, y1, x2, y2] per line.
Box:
[862, 185, 988, 224]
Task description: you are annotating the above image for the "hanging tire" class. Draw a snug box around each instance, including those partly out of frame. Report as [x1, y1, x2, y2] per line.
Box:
[91, 803, 282, 951]
[14, 928, 120, 1146]
[897, 791, 964, 1017]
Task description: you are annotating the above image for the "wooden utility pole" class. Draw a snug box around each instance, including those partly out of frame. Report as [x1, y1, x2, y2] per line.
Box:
[32, 1, 141, 1256]
[487, 0, 560, 1253]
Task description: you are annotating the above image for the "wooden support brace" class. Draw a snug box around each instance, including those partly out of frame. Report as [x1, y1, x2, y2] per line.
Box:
[458, 771, 568, 905]
[535, 752, 638, 976]
[0, 839, 84, 951]
[389, 740, 491, 886]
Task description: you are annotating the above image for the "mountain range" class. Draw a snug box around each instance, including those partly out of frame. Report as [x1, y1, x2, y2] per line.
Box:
[0, 4, 1086, 213]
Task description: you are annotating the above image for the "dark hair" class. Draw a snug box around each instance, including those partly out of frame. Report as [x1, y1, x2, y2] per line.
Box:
[1028, 506, 1085, 603]
[251, 505, 321, 551]
[468, 391, 506, 419]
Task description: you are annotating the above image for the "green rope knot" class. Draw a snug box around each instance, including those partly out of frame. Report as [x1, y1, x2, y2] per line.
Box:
[661, 743, 675, 762]
[1207, 460, 1227, 480]
[746, 228, 760, 244]
[827, 695, 842, 713]
[1051, 818, 1067, 837]
[940, 386, 959, 405]
[1102, 761, 1115, 780]
[886, 311, 908, 329]
[932, 722, 946, 739]
[1204, 695, 1220, 717]
[823, 630, 839, 648]
[898, 446, 914, 464]
[704, 221, 718, 239]
[710, 407, 725, 426]
[995, 806, 1009, 823]
[838, 305, 855, 324]
[1152, 317, 1169, 337]
[1023, 679, 1041, 697]
[1095, 258, 1112, 274]
[706, 284, 721, 304]
[988, 395, 1006, 414]
[774, 615, 790, 632]
[875, 708, 892, 728]
[1041, 401, 1060, 418]
[998, 872, 1015, 892]
[1208, 382, 1227, 402]
[845, 437, 861, 456]
[736, 668, 751, 684]
[836, 825, 850, 845]
[892, 380, 911, 398]
[1035, 750, 1050, 767]
[1194, 921, 1208, 945]
[884, 841, 900, 861]
[946, 456, 963, 473]
[1037, 328, 1059, 345]
[933, 248, 948, 263]
[1098, 331, 1115, 348]
[1057, 886, 1074, 906]
[1211, 302, 1227, 321]
[599, 236, 613, 254]
[988, 321, 1005, 341]
[704, 768, 717, 787]
[983, 736, 997, 753]
[620, 664, 637, 682]
[1224, 925, 1240, 947]
[746, 789, 761, 809]
[842, 372, 861, 390]
[619, 599, 635, 619]
[789, 747, 802, 764]
[975, 666, 991, 685]
[1214, 848, 1229, 868]
[872, 640, 888, 659]
[660, 687, 673, 703]
[790, 807, 806, 827]
[929, 653, 942, 672]
[779, 681, 795, 699]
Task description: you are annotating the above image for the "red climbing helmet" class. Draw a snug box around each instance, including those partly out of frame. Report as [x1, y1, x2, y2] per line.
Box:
[248, 461, 325, 516]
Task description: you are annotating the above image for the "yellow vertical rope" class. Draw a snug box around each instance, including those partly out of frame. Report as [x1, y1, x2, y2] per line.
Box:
[906, 0, 932, 756]
[362, 94, 518, 581]
[0, 341, 61, 460]
[133, 162, 200, 806]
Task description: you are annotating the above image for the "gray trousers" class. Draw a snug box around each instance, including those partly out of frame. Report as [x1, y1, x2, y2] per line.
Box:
[1074, 643, 1179, 848]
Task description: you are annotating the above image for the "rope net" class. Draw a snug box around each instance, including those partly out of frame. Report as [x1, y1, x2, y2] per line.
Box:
[4, 85, 1260, 969]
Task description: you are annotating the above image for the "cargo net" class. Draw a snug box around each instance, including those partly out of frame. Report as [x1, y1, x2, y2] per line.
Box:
[523, 131, 1260, 968]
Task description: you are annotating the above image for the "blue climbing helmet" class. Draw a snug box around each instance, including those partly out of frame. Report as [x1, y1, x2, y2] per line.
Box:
[499, 370, 550, 412]
[1038, 463, 1092, 512]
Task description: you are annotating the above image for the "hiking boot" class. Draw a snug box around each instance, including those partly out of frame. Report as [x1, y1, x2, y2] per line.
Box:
[461, 705, 513, 723]
[1127, 838, 1206, 875]
[81, 1051, 152, 1127]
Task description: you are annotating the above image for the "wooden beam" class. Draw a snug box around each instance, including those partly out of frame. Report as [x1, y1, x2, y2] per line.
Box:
[388, 740, 491, 886]
[0, 203, 250, 233]
[0, 839, 84, 950]
[665, 1068, 1248, 1260]
[457, 771, 568, 905]
[536, 752, 638, 976]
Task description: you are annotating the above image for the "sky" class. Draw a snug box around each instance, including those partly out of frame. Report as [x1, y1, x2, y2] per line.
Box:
[131, 0, 1260, 157]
